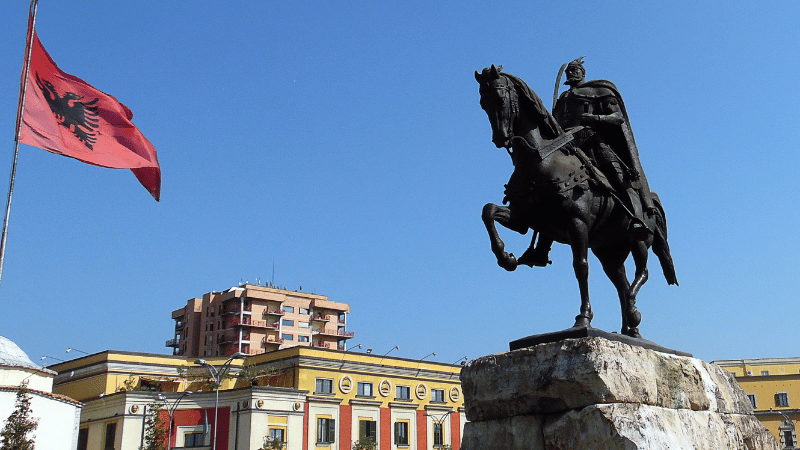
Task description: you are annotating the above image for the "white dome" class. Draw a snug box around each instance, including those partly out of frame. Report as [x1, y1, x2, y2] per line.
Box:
[0, 336, 39, 370]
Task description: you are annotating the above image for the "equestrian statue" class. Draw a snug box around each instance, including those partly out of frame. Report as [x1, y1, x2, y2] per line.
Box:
[476, 59, 677, 339]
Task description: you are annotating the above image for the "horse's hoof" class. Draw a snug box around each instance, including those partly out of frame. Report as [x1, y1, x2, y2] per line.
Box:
[573, 315, 592, 329]
[498, 253, 518, 271]
[625, 327, 642, 339]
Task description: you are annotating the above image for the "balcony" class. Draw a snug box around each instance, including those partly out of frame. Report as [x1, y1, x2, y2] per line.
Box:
[264, 309, 285, 317]
[165, 338, 180, 348]
[228, 317, 274, 329]
[313, 329, 355, 339]
[313, 341, 331, 349]
[311, 314, 330, 322]
[222, 305, 252, 316]
[262, 337, 284, 347]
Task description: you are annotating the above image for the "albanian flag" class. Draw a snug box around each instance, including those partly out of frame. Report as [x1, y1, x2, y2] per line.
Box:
[17, 30, 161, 201]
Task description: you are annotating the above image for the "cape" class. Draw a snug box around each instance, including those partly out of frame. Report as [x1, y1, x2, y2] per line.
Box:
[557, 80, 652, 206]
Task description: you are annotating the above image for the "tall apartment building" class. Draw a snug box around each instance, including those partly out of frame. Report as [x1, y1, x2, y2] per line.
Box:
[167, 284, 353, 357]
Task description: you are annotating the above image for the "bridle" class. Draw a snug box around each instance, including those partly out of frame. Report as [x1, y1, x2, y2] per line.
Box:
[484, 75, 519, 151]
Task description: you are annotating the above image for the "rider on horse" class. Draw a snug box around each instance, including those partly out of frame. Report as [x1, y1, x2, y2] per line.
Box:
[521, 57, 655, 268]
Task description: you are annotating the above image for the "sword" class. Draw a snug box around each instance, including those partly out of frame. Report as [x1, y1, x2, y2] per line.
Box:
[553, 62, 568, 113]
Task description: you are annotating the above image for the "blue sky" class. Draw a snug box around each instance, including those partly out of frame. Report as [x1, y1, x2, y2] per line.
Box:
[0, 1, 797, 366]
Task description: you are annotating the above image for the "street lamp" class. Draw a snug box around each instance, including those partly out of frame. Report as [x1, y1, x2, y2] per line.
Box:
[40, 355, 64, 367]
[157, 391, 193, 450]
[420, 352, 436, 361]
[346, 344, 362, 352]
[65, 347, 89, 355]
[379, 345, 399, 365]
[194, 353, 246, 450]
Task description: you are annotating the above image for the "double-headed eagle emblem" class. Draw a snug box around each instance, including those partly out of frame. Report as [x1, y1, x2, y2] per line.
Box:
[35, 72, 99, 149]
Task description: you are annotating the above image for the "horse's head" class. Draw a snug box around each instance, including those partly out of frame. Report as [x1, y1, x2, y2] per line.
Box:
[476, 65, 518, 149]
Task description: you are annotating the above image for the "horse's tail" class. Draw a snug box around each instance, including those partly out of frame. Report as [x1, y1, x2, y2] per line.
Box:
[650, 192, 678, 286]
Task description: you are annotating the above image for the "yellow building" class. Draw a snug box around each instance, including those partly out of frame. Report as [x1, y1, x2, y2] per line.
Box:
[714, 357, 799, 449]
[51, 346, 465, 450]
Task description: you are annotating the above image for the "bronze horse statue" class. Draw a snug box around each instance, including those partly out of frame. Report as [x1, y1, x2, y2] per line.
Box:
[476, 65, 677, 338]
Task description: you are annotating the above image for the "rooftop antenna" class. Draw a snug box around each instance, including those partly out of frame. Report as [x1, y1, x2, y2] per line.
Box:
[271, 262, 275, 285]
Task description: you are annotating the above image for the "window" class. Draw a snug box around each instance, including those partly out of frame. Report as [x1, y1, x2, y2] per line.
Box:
[747, 394, 757, 409]
[104, 422, 117, 450]
[298, 335, 309, 343]
[784, 430, 795, 448]
[316, 418, 336, 444]
[357, 382, 374, 397]
[77, 429, 88, 450]
[316, 378, 334, 394]
[282, 319, 294, 327]
[394, 421, 409, 446]
[359, 419, 377, 443]
[433, 423, 444, 447]
[431, 389, 445, 403]
[396, 385, 410, 400]
[299, 307, 310, 315]
[269, 428, 286, 443]
[185, 432, 204, 447]
[282, 305, 295, 313]
[299, 321, 310, 328]
[283, 334, 294, 341]
[776, 392, 790, 407]
[761, 370, 770, 376]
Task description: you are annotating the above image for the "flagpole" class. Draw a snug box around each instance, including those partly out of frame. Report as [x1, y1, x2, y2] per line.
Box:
[0, 0, 39, 292]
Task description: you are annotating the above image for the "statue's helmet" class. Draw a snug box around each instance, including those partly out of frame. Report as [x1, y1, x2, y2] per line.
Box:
[564, 56, 586, 85]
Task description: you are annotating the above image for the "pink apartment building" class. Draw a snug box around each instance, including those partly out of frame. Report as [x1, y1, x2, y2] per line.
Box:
[167, 284, 353, 357]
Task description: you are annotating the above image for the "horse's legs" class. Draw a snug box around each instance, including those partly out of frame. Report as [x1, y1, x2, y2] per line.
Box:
[597, 250, 634, 335]
[482, 203, 527, 271]
[629, 240, 650, 299]
[621, 240, 648, 337]
[568, 220, 593, 328]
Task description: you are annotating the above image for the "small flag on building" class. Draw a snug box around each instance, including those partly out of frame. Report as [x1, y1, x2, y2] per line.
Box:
[16, 4, 161, 200]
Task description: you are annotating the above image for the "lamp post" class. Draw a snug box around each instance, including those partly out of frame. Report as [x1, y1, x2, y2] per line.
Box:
[420, 352, 436, 361]
[157, 391, 193, 450]
[346, 344, 362, 352]
[65, 347, 89, 355]
[378, 345, 399, 365]
[194, 353, 246, 450]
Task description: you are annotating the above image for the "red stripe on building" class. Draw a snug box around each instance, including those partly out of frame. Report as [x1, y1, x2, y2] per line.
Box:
[416, 410, 427, 450]
[303, 403, 309, 450]
[380, 407, 391, 450]
[340, 405, 352, 449]
[170, 408, 229, 450]
[450, 412, 461, 450]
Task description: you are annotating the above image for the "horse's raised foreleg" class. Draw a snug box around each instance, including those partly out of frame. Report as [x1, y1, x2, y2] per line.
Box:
[568, 220, 593, 328]
[482, 203, 527, 271]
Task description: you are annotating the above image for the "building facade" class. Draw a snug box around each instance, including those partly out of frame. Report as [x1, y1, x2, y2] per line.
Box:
[714, 357, 800, 449]
[0, 336, 82, 450]
[51, 346, 465, 450]
[168, 284, 353, 358]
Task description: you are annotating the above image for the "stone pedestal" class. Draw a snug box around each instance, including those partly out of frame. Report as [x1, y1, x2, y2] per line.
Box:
[460, 337, 779, 450]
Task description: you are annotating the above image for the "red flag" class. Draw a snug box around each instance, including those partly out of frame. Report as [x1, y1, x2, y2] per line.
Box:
[18, 31, 161, 201]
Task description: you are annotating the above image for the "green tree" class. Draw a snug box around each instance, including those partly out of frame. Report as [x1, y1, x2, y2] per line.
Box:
[0, 384, 38, 450]
[140, 402, 168, 450]
[352, 438, 377, 450]
[259, 436, 285, 450]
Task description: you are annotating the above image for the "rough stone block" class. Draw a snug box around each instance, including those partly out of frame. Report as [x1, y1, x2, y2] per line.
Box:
[544, 403, 778, 450]
[461, 337, 752, 422]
